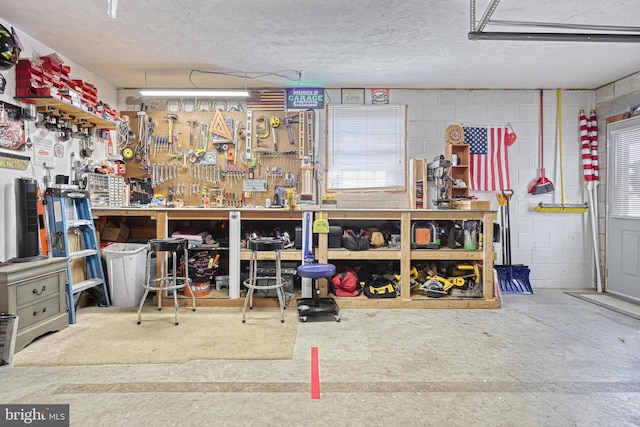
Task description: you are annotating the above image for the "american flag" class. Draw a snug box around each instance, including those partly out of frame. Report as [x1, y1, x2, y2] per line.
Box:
[463, 126, 513, 191]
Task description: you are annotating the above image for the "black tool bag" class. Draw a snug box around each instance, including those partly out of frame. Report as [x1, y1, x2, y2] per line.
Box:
[362, 276, 397, 298]
[342, 228, 370, 251]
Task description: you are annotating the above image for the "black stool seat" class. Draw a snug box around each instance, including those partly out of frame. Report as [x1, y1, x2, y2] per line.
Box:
[247, 237, 284, 251]
[297, 263, 340, 322]
[148, 237, 188, 253]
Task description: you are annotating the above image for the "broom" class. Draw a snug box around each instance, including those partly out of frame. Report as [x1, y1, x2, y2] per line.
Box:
[534, 89, 588, 213]
[528, 89, 555, 195]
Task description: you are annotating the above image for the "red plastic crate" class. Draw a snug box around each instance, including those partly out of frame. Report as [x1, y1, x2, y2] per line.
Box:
[17, 60, 42, 72]
[15, 78, 41, 89]
[40, 56, 62, 72]
[35, 87, 52, 96]
[16, 68, 41, 80]
[16, 87, 36, 97]
[70, 80, 98, 96]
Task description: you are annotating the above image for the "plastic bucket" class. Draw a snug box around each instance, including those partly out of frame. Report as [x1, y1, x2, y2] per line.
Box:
[102, 243, 148, 306]
[184, 281, 210, 298]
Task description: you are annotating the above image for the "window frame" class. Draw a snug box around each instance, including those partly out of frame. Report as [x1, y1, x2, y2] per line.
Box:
[609, 117, 640, 219]
[325, 104, 407, 193]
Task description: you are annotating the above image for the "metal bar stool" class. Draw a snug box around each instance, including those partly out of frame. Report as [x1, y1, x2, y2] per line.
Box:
[137, 237, 196, 325]
[297, 263, 340, 322]
[242, 237, 287, 323]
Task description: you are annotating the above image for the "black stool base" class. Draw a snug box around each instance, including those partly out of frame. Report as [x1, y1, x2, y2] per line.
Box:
[297, 297, 340, 322]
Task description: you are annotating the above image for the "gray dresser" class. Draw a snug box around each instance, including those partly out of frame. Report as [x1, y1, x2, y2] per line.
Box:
[0, 257, 69, 352]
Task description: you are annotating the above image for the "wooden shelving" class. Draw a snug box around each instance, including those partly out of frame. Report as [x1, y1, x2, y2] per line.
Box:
[409, 159, 428, 209]
[14, 96, 117, 129]
[445, 143, 470, 200]
[91, 207, 499, 309]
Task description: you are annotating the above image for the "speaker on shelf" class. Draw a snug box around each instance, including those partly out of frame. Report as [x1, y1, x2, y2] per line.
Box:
[12, 177, 46, 262]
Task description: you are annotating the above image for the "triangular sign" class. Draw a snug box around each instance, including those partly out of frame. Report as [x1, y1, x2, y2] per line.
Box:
[209, 110, 233, 140]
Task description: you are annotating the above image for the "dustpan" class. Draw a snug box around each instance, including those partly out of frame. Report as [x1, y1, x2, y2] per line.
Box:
[312, 212, 330, 234]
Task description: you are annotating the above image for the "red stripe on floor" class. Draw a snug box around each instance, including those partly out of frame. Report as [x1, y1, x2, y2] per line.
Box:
[311, 346, 320, 399]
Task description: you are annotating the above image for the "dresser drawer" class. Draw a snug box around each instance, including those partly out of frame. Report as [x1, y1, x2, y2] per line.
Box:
[17, 295, 61, 329]
[15, 273, 62, 306]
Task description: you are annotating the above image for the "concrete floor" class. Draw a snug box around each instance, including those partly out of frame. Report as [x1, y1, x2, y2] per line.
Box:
[2, 289, 640, 427]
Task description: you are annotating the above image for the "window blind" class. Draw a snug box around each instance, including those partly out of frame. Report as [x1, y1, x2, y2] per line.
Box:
[326, 105, 406, 191]
[610, 123, 640, 218]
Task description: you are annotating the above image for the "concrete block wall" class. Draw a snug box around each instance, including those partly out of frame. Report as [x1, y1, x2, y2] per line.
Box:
[324, 88, 596, 289]
[407, 89, 596, 289]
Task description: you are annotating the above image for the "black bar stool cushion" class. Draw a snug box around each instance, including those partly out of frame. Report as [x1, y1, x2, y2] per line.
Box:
[247, 237, 284, 251]
[148, 237, 188, 253]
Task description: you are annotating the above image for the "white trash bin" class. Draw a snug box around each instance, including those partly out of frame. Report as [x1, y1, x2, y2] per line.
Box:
[102, 243, 148, 307]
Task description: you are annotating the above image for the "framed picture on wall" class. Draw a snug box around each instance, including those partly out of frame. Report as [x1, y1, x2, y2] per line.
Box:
[371, 88, 389, 104]
[341, 88, 365, 104]
[0, 101, 25, 151]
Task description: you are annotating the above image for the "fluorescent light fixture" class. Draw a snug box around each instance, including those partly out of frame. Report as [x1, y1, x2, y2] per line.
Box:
[139, 89, 250, 97]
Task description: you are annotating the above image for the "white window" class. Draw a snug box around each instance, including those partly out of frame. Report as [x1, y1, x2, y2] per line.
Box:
[610, 122, 640, 218]
[326, 105, 406, 191]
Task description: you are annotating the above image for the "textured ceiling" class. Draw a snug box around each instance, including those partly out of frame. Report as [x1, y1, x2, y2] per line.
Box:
[2, 0, 640, 90]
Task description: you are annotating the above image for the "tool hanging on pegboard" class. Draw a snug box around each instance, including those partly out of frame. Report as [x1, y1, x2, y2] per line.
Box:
[122, 106, 303, 208]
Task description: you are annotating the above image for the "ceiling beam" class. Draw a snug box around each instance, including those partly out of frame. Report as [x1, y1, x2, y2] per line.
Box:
[469, 0, 640, 42]
[468, 32, 640, 43]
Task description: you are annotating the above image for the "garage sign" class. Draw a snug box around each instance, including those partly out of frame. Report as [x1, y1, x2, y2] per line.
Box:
[286, 88, 324, 109]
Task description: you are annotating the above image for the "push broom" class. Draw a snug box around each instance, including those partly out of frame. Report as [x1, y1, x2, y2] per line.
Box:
[534, 89, 588, 213]
[528, 89, 555, 195]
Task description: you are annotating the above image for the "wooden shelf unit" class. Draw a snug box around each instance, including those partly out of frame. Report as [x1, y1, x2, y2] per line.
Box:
[320, 209, 497, 308]
[409, 158, 428, 209]
[14, 96, 117, 129]
[92, 207, 498, 309]
[445, 143, 470, 200]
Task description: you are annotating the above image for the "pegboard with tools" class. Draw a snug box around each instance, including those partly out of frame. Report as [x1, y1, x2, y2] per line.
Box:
[121, 107, 315, 207]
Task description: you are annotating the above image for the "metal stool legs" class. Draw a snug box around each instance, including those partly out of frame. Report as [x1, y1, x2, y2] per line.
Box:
[137, 238, 196, 326]
[242, 238, 287, 323]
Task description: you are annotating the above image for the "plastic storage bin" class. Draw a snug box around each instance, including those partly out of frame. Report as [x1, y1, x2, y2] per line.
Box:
[0, 314, 18, 371]
[102, 243, 148, 306]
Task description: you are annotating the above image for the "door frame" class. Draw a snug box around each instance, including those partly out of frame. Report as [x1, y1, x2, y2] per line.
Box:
[606, 115, 640, 301]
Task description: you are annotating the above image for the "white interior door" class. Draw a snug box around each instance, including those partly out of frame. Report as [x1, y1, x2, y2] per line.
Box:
[606, 117, 640, 300]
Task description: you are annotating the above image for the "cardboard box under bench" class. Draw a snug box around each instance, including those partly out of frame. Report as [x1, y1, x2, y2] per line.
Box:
[100, 222, 130, 242]
[451, 200, 491, 210]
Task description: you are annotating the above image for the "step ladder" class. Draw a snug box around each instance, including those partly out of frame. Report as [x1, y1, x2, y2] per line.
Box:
[44, 188, 110, 324]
